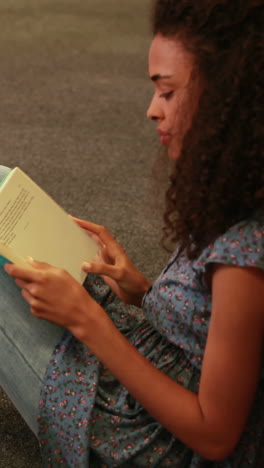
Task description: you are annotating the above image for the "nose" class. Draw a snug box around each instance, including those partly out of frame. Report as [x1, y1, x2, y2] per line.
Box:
[146, 94, 163, 121]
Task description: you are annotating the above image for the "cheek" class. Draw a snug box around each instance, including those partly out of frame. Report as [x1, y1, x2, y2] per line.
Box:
[167, 94, 186, 130]
[167, 97, 190, 160]
[169, 87, 197, 136]
[168, 94, 199, 160]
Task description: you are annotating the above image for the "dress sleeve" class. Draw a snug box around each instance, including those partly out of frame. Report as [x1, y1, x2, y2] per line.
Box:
[193, 214, 264, 274]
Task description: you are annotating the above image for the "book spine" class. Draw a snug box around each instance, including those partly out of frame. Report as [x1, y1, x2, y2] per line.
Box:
[0, 166, 12, 186]
[0, 255, 11, 266]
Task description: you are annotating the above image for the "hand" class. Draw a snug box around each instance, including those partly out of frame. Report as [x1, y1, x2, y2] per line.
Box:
[4, 258, 105, 343]
[72, 218, 152, 307]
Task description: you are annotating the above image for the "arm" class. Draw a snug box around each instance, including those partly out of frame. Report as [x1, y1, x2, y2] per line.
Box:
[83, 263, 264, 460]
[5, 261, 263, 460]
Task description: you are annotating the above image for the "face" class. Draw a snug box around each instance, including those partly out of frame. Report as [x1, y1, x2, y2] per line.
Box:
[147, 34, 202, 160]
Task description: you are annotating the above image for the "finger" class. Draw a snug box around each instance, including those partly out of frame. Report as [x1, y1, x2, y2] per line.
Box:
[71, 217, 102, 232]
[30, 307, 54, 322]
[82, 261, 124, 281]
[72, 218, 120, 252]
[15, 278, 30, 289]
[26, 257, 52, 270]
[87, 232, 105, 250]
[30, 306, 45, 318]
[4, 262, 42, 282]
[16, 279, 45, 301]
[21, 288, 42, 308]
[98, 245, 115, 264]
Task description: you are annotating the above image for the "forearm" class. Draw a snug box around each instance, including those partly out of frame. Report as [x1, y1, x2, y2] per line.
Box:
[84, 305, 226, 460]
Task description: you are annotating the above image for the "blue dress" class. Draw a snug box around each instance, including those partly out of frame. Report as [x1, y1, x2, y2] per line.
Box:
[38, 213, 264, 467]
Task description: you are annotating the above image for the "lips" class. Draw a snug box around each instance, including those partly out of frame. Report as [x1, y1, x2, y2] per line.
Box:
[157, 129, 171, 145]
[160, 134, 171, 145]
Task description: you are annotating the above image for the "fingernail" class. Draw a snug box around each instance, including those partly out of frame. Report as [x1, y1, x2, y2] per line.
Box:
[27, 256, 34, 264]
[82, 262, 92, 270]
[3, 262, 11, 272]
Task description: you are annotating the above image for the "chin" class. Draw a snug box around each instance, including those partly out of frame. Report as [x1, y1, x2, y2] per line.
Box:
[168, 148, 181, 161]
[167, 139, 182, 161]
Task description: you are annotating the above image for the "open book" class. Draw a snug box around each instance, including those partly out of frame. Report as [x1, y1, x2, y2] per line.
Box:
[0, 165, 100, 284]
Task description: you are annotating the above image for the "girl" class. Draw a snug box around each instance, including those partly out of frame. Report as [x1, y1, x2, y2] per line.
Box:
[1, 0, 263, 466]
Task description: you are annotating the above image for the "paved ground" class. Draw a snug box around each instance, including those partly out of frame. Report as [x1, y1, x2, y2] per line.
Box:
[0, 1, 169, 466]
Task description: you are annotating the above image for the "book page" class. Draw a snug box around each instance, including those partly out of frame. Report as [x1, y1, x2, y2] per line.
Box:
[0, 168, 99, 283]
[0, 187, 34, 246]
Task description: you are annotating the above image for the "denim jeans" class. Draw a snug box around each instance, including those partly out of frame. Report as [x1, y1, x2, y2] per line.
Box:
[0, 268, 64, 436]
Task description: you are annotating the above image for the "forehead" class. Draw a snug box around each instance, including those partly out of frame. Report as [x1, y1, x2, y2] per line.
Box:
[148, 33, 194, 80]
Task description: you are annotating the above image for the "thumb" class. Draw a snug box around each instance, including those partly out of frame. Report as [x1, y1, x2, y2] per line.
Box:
[82, 261, 120, 280]
[27, 256, 50, 269]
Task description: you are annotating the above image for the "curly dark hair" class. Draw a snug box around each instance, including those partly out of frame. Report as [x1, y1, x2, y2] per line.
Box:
[151, 0, 264, 258]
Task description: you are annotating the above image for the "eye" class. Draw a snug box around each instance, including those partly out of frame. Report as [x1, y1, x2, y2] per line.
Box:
[160, 91, 174, 100]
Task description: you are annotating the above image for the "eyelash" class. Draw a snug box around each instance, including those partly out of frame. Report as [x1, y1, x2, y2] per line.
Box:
[160, 91, 174, 100]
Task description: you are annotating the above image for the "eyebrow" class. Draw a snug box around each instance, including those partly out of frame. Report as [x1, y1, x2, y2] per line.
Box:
[150, 74, 172, 82]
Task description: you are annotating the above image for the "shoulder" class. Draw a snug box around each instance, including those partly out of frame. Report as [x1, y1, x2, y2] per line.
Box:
[204, 212, 264, 355]
[193, 212, 264, 273]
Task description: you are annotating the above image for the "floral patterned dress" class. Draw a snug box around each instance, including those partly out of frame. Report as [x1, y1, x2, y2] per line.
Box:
[38, 213, 264, 467]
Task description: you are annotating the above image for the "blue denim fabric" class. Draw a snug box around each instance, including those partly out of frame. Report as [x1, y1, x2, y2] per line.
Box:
[0, 268, 64, 436]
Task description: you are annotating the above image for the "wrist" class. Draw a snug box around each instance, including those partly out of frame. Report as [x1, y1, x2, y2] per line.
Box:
[84, 308, 121, 359]
[133, 276, 152, 307]
[75, 294, 115, 350]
